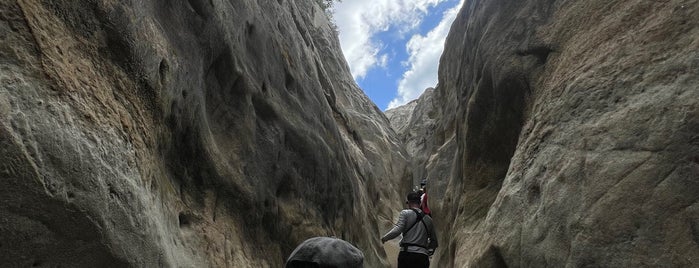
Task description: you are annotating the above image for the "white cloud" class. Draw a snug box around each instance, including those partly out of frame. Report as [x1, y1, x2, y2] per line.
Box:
[333, 0, 447, 80]
[378, 54, 389, 68]
[387, 0, 465, 109]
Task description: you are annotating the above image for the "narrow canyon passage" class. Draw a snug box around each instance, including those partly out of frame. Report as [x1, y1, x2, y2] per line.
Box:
[1, 0, 697, 267]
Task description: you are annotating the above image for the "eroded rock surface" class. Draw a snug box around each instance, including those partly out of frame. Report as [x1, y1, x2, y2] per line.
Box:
[412, 0, 699, 267]
[386, 88, 453, 210]
[0, 0, 406, 267]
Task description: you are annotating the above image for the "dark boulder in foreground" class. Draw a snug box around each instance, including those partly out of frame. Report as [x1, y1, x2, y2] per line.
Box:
[286, 237, 364, 268]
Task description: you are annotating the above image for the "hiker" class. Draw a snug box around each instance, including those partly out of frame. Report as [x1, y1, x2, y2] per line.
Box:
[381, 192, 438, 268]
[419, 179, 431, 217]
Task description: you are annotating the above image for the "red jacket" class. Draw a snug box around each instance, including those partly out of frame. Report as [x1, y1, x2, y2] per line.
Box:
[420, 193, 431, 215]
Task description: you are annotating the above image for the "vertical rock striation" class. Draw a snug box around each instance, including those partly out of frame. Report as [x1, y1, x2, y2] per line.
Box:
[0, 0, 407, 267]
[391, 0, 699, 266]
[386, 88, 454, 210]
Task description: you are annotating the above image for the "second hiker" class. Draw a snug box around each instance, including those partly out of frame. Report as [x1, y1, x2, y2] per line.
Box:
[381, 192, 438, 268]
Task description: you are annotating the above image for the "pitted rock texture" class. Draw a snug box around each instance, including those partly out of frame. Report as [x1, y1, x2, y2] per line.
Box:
[423, 0, 699, 267]
[0, 0, 406, 267]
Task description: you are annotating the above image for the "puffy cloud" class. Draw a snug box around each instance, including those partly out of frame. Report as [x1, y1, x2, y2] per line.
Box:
[387, 0, 465, 109]
[333, 0, 446, 80]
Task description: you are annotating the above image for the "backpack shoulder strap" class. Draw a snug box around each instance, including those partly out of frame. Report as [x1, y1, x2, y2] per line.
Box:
[402, 209, 424, 235]
[420, 217, 430, 237]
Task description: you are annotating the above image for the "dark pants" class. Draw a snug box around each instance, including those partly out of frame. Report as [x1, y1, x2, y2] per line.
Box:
[397, 251, 429, 268]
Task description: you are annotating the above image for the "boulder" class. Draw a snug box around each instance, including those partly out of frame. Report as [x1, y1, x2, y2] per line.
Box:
[285, 237, 364, 268]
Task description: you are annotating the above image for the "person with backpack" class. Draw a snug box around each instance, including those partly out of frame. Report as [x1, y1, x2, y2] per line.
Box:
[381, 192, 438, 267]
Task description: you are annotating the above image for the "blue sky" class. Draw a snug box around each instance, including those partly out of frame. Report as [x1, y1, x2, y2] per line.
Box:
[332, 0, 464, 110]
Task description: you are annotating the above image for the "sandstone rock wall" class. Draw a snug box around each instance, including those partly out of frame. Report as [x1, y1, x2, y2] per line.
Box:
[386, 88, 454, 210]
[0, 0, 407, 267]
[422, 0, 699, 266]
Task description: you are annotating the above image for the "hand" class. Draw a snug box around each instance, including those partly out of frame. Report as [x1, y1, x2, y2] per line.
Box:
[428, 249, 435, 256]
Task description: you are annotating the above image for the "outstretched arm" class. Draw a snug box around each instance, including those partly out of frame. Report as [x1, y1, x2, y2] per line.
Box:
[381, 211, 406, 243]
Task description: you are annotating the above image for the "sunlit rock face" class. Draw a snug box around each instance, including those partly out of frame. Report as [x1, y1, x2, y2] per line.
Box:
[0, 0, 407, 267]
[385, 88, 453, 210]
[421, 0, 699, 267]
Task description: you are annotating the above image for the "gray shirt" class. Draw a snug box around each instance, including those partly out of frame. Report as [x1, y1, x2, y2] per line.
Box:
[381, 208, 438, 255]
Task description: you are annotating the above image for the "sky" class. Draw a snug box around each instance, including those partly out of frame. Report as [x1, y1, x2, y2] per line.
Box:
[331, 0, 465, 111]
